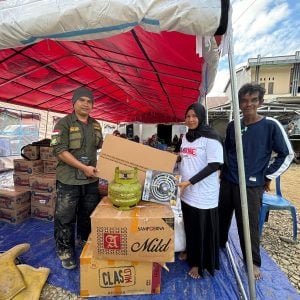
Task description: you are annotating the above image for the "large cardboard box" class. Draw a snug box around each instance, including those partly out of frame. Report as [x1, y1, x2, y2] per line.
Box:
[31, 191, 56, 208]
[31, 204, 55, 221]
[0, 188, 31, 210]
[40, 146, 56, 160]
[80, 241, 161, 298]
[13, 172, 34, 189]
[0, 204, 30, 224]
[29, 174, 56, 193]
[13, 159, 43, 174]
[96, 135, 177, 184]
[22, 145, 40, 160]
[91, 197, 174, 262]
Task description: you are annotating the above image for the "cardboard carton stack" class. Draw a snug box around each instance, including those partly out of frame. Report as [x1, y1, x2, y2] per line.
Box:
[40, 146, 58, 174]
[80, 135, 177, 298]
[29, 174, 56, 221]
[13, 158, 44, 190]
[12, 145, 57, 222]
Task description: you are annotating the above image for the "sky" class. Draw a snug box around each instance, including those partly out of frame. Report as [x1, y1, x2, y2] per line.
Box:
[208, 0, 300, 96]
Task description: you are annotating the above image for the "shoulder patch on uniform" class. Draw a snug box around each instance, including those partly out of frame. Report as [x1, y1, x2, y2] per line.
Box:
[50, 130, 61, 146]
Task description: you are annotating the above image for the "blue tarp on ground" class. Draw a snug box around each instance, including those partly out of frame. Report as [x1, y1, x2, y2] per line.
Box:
[0, 218, 299, 299]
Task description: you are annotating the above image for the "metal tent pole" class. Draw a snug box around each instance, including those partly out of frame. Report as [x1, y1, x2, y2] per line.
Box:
[226, 242, 248, 300]
[227, 33, 256, 299]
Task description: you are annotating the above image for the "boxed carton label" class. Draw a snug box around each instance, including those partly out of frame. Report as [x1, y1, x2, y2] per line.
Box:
[29, 174, 56, 193]
[31, 204, 55, 221]
[80, 241, 161, 297]
[91, 198, 174, 262]
[96, 135, 177, 184]
[13, 159, 43, 174]
[31, 191, 56, 208]
[0, 204, 30, 224]
[0, 188, 31, 209]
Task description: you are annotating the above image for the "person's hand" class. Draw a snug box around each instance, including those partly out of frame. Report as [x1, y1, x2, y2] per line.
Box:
[264, 180, 271, 192]
[178, 181, 191, 195]
[83, 165, 97, 178]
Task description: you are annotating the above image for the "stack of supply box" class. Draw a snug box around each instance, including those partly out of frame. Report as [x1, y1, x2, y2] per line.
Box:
[30, 146, 57, 221]
[11, 144, 57, 222]
[80, 135, 177, 297]
[0, 145, 42, 224]
[80, 197, 175, 297]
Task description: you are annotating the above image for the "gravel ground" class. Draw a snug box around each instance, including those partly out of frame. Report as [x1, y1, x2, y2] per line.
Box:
[1, 165, 299, 298]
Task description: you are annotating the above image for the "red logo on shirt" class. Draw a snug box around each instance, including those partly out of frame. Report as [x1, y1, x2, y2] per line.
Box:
[181, 147, 196, 156]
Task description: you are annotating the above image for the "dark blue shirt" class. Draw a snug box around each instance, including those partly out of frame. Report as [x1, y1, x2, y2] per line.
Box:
[223, 117, 294, 187]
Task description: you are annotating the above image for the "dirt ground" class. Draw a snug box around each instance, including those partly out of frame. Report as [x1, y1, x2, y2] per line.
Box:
[272, 163, 300, 210]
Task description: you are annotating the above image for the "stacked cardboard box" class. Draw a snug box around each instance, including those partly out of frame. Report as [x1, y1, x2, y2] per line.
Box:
[80, 136, 177, 297]
[29, 174, 56, 221]
[40, 146, 58, 174]
[80, 198, 175, 297]
[12, 149, 57, 222]
[0, 188, 31, 224]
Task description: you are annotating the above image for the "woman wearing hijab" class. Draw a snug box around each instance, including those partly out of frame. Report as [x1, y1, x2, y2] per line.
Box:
[178, 102, 223, 279]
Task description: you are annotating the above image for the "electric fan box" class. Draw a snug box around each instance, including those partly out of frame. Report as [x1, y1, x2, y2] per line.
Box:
[96, 135, 177, 185]
[80, 241, 162, 297]
[91, 197, 175, 262]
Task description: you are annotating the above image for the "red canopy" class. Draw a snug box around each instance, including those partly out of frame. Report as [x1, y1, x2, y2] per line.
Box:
[0, 27, 220, 123]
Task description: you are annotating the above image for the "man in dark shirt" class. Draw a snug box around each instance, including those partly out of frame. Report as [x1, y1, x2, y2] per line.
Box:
[219, 83, 294, 280]
[51, 87, 103, 269]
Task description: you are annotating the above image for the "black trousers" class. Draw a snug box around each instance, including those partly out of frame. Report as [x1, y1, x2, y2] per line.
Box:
[218, 179, 264, 267]
[181, 201, 219, 276]
[54, 180, 100, 252]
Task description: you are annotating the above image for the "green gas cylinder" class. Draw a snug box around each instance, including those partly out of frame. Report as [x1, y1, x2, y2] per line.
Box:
[108, 167, 142, 210]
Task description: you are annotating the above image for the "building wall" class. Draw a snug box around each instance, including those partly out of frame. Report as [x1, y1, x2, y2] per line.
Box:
[250, 65, 292, 97]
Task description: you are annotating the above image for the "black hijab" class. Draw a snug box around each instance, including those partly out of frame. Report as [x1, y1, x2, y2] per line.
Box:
[185, 102, 222, 144]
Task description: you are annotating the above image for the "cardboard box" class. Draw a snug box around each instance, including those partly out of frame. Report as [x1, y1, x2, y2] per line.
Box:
[13, 172, 34, 189]
[43, 159, 58, 174]
[91, 197, 174, 262]
[0, 204, 30, 224]
[13, 159, 44, 174]
[29, 174, 56, 193]
[0, 188, 31, 209]
[40, 146, 56, 160]
[22, 145, 40, 160]
[31, 191, 56, 208]
[80, 241, 161, 297]
[96, 135, 177, 184]
[31, 204, 55, 221]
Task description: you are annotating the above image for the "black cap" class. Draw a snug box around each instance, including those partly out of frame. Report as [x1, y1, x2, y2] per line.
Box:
[72, 87, 94, 106]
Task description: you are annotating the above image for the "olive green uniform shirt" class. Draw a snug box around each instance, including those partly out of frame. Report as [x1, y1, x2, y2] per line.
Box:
[51, 112, 103, 185]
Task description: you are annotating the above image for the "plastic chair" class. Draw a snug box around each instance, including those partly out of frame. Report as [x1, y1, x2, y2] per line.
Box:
[259, 176, 297, 241]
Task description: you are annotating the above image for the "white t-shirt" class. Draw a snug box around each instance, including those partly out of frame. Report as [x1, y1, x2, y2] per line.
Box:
[179, 135, 223, 209]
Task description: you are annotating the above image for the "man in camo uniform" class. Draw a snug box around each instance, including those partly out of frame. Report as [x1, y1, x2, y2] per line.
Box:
[51, 87, 103, 269]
